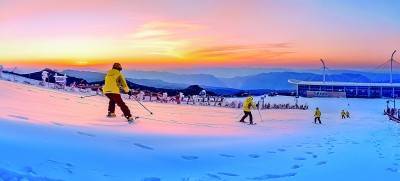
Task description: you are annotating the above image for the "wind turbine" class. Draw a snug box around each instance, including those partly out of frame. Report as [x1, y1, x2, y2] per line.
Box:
[390, 50, 397, 103]
[390, 50, 397, 84]
[320, 59, 327, 83]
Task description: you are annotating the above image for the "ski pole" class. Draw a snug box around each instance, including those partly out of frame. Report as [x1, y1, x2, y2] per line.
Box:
[80, 94, 98, 98]
[257, 108, 263, 122]
[134, 98, 154, 115]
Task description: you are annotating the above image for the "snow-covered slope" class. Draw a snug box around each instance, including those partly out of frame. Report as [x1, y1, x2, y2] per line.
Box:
[0, 79, 399, 181]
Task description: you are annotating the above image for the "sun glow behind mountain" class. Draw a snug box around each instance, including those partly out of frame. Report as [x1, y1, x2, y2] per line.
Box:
[0, 0, 399, 69]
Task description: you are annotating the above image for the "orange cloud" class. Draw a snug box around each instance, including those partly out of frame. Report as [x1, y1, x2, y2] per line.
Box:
[187, 43, 295, 61]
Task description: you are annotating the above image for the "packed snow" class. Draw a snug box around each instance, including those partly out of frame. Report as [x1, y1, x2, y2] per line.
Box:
[0, 76, 400, 181]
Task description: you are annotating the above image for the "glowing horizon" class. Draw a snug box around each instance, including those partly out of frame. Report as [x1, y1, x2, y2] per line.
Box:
[0, 0, 399, 69]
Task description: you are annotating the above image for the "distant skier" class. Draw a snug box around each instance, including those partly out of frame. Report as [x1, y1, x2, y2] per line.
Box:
[314, 107, 322, 124]
[341, 110, 346, 119]
[345, 110, 350, 118]
[41, 70, 49, 86]
[103, 63, 135, 123]
[175, 93, 181, 104]
[239, 96, 256, 125]
[162, 92, 168, 103]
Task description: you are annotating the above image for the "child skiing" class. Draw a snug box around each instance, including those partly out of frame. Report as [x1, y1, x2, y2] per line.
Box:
[314, 107, 322, 124]
[341, 110, 346, 119]
[345, 110, 350, 118]
[103, 63, 135, 123]
[239, 96, 256, 125]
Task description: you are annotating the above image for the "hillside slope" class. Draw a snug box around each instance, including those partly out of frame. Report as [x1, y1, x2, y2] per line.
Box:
[0, 79, 399, 180]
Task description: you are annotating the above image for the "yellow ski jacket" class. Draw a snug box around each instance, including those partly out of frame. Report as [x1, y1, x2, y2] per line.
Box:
[314, 109, 321, 118]
[243, 97, 256, 112]
[102, 69, 130, 94]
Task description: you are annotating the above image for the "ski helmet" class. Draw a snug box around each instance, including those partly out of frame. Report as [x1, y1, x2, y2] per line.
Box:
[113, 63, 122, 71]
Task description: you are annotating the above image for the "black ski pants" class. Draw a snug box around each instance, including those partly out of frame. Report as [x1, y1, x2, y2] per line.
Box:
[106, 93, 132, 118]
[314, 117, 321, 124]
[240, 111, 253, 124]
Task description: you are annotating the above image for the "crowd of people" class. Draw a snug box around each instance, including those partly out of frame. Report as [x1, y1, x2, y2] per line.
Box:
[125, 92, 309, 111]
[385, 107, 399, 118]
[341, 110, 351, 119]
[312, 108, 352, 125]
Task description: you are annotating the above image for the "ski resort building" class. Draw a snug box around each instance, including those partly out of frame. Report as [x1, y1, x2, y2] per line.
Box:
[289, 51, 399, 98]
[288, 79, 400, 98]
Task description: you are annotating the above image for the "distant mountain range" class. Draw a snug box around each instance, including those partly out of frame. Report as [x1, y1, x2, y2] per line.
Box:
[5, 68, 399, 96]
[3, 69, 265, 96]
[63, 69, 400, 91]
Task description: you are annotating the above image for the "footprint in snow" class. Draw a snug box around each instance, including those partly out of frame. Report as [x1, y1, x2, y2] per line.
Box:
[248, 154, 260, 158]
[248, 172, 297, 180]
[294, 157, 307, 161]
[277, 148, 286, 152]
[76, 131, 96, 137]
[181, 155, 199, 160]
[386, 168, 398, 172]
[219, 154, 235, 158]
[217, 172, 239, 177]
[133, 143, 154, 151]
[207, 173, 222, 180]
[291, 165, 302, 169]
[21, 166, 37, 175]
[142, 177, 161, 181]
[52, 122, 64, 126]
[8, 115, 29, 120]
[316, 161, 327, 166]
[46, 160, 74, 174]
[47, 160, 74, 168]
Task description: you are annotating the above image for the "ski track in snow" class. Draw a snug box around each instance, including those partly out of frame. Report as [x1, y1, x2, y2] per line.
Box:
[0, 167, 61, 181]
[219, 154, 236, 158]
[206, 173, 222, 180]
[76, 131, 96, 137]
[133, 143, 155, 150]
[181, 155, 199, 160]
[248, 172, 297, 180]
[248, 154, 261, 158]
[8, 114, 29, 120]
[52, 122, 65, 126]
[217, 172, 240, 177]
[142, 177, 162, 181]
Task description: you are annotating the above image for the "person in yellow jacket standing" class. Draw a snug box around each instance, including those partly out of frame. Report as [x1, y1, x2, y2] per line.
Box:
[103, 63, 134, 122]
[314, 107, 322, 124]
[239, 96, 256, 125]
[341, 110, 346, 119]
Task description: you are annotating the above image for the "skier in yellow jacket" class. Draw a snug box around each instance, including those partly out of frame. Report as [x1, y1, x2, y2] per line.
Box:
[103, 63, 134, 122]
[239, 96, 256, 125]
[314, 107, 322, 124]
[341, 110, 346, 119]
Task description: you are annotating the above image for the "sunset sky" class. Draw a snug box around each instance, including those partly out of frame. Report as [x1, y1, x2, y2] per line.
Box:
[0, 0, 399, 69]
